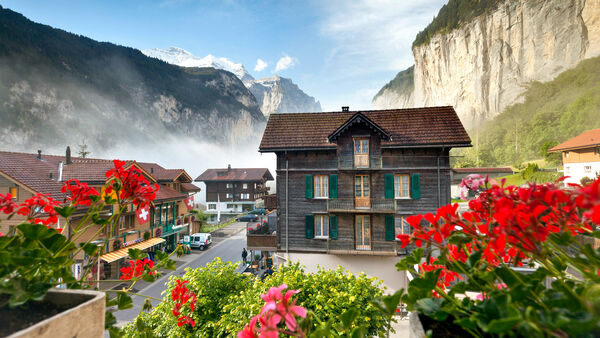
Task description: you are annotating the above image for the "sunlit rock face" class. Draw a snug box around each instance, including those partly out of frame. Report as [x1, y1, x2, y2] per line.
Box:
[374, 0, 600, 129]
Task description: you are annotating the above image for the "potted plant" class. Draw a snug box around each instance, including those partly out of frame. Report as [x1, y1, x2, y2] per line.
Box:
[143, 231, 151, 241]
[112, 239, 122, 251]
[395, 177, 600, 336]
[0, 160, 193, 337]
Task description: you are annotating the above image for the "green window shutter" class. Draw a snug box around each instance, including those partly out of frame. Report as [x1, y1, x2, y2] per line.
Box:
[385, 215, 395, 241]
[411, 173, 421, 199]
[384, 174, 394, 199]
[329, 174, 338, 199]
[305, 214, 314, 239]
[305, 175, 314, 199]
[329, 215, 338, 240]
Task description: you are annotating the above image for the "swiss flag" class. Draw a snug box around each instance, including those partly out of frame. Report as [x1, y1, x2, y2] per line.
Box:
[184, 196, 195, 211]
[136, 204, 150, 225]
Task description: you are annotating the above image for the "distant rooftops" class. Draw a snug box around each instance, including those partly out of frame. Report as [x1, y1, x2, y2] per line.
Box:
[452, 167, 513, 174]
[0, 150, 200, 202]
[195, 165, 273, 182]
[259, 106, 471, 151]
[549, 128, 600, 152]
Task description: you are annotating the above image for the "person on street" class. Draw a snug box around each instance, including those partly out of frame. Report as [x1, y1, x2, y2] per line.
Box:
[242, 248, 248, 263]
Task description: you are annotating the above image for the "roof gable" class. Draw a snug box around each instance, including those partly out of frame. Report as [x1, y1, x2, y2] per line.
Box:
[549, 128, 600, 152]
[328, 112, 391, 142]
[195, 168, 274, 182]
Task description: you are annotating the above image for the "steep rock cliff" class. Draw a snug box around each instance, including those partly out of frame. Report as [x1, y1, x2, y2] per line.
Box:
[247, 76, 322, 115]
[374, 0, 600, 129]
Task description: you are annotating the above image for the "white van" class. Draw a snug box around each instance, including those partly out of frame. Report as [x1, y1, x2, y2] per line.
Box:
[182, 233, 212, 251]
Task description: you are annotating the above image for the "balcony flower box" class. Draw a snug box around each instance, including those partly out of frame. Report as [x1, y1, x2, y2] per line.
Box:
[3, 289, 105, 338]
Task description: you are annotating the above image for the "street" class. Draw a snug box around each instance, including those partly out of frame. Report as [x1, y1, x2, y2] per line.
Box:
[112, 222, 247, 327]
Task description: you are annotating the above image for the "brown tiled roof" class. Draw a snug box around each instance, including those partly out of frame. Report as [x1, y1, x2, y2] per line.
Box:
[0, 151, 68, 200]
[155, 185, 186, 202]
[137, 163, 191, 182]
[452, 167, 513, 174]
[549, 128, 600, 152]
[181, 182, 201, 192]
[259, 107, 471, 151]
[195, 168, 274, 182]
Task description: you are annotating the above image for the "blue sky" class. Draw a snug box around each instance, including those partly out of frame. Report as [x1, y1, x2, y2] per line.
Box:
[0, 0, 446, 111]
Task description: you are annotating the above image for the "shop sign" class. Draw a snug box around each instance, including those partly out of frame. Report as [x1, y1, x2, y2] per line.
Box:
[123, 238, 143, 248]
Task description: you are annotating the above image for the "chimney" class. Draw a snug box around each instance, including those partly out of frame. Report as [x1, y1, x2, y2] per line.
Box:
[65, 146, 72, 165]
[227, 164, 231, 171]
[58, 161, 63, 182]
[37, 150, 42, 160]
[342, 106, 349, 112]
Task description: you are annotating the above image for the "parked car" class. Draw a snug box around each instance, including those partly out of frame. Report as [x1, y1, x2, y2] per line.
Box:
[250, 208, 267, 215]
[237, 214, 258, 222]
[180, 233, 212, 251]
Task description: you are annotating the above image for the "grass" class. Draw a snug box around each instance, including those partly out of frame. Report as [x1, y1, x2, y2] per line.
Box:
[498, 171, 562, 187]
[451, 198, 467, 203]
[200, 218, 239, 233]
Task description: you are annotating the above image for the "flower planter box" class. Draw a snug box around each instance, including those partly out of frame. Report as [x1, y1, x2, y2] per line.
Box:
[6, 289, 105, 338]
[408, 312, 426, 338]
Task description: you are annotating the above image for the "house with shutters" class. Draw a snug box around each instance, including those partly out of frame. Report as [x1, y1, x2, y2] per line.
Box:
[258, 106, 471, 291]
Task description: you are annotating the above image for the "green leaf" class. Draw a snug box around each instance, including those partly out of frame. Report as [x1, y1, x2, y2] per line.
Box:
[467, 250, 483, 269]
[91, 213, 109, 225]
[80, 243, 100, 257]
[142, 273, 156, 283]
[127, 248, 144, 260]
[54, 206, 76, 218]
[141, 298, 153, 312]
[105, 310, 117, 329]
[486, 316, 521, 333]
[382, 290, 403, 315]
[106, 295, 118, 308]
[17, 223, 54, 240]
[410, 269, 441, 292]
[116, 291, 133, 310]
[340, 308, 359, 328]
[448, 232, 471, 245]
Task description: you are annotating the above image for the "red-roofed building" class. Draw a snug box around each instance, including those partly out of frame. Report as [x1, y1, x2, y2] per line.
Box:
[549, 129, 600, 184]
[195, 165, 273, 223]
[258, 106, 471, 291]
[0, 149, 200, 280]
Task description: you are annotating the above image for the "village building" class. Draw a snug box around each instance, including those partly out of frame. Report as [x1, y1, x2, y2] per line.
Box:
[195, 165, 273, 223]
[0, 149, 200, 281]
[258, 106, 471, 291]
[550, 128, 600, 185]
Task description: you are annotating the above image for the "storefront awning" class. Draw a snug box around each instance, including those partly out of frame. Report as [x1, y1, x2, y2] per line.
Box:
[100, 237, 165, 263]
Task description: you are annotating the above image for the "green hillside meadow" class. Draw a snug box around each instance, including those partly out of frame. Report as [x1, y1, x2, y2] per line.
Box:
[453, 56, 600, 168]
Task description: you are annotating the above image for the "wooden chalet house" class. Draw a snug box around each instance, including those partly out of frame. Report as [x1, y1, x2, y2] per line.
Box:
[259, 106, 471, 290]
[195, 165, 273, 223]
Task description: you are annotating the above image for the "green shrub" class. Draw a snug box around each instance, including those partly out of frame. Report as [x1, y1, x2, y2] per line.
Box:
[123, 260, 388, 337]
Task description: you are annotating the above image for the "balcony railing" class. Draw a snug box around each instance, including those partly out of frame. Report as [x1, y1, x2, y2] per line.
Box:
[326, 198, 395, 213]
[339, 156, 382, 170]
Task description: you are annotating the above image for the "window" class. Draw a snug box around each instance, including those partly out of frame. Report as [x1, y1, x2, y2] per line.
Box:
[565, 166, 570, 174]
[208, 204, 216, 210]
[241, 193, 250, 199]
[227, 204, 235, 209]
[585, 166, 592, 173]
[353, 138, 369, 154]
[243, 183, 248, 189]
[226, 193, 233, 198]
[9, 187, 17, 200]
[315, 215, 329, 238]
[394, 174, 410, 198]
[314, 175, 329, 198]
[395, 216, 412, 236]
[565, 151, 570, 158]
[226, 183, 233, 189]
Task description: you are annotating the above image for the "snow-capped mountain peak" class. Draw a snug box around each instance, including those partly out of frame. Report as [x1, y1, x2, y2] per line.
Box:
[142, 47, 254, 83]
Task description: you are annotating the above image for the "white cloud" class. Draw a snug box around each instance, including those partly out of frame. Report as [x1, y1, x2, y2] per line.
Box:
[315, 0, 446, 75]
[275, 54, 297, 72]
[253, 58, 268, 72]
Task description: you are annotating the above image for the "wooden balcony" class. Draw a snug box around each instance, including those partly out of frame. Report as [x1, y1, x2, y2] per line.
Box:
[326, 198, 395, 213]
[247, 234, 277, 251]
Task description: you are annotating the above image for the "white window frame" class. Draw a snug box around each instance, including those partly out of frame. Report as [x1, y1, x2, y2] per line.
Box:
[584, 166, 592, 173]
[394, 174, 410, 199]
[314, 215, 329, 239]
[241, 193, 250, 199]
[395, 216, 412, 236]
[565, 166, 570, 174]
[314, 175, 329, 199]
[243, 183, 248, 189]
[226, 183, 233, 189]
[208, 204, 216, 210]
[565, 151, 569, 158]
[226, 193, 233, 198]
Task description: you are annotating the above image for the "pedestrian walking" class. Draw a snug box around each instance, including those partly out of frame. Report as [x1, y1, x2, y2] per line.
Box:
[241, 248, 248, 263]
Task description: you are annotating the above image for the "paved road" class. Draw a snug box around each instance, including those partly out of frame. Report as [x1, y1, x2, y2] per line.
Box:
[113, 222, 247, 327]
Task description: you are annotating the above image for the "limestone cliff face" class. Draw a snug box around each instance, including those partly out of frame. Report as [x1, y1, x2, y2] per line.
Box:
[247, 76, 322, 115]
[374, 0, 600, 129]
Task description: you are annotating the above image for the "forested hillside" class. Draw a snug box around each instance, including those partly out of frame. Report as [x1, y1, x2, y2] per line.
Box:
[453, 56, 600, 167]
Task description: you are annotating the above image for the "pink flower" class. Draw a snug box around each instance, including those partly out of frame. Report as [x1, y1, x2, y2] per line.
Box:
[238, 316, 259, 338]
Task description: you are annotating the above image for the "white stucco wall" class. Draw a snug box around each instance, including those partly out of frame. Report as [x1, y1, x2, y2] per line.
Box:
[278, 253, 408, 293]
[563, 162, 600, 185]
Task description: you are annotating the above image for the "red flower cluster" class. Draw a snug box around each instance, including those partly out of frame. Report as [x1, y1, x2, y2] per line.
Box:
[119, 258, 155, 280]
[17, 194, 60, 226]
[397, 177, 600, 292]
[171, 279, 197, 327]
[61, 179, 99, 206]
[0, 193, 17, 214]
[419, 257, 462, 297]
[105, 160, 158, 207]
[238, 284, 307, 338]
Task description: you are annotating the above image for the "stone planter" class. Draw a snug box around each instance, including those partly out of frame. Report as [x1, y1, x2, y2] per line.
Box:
[8, 289, 105, 338]
[408, 311, 426, 338]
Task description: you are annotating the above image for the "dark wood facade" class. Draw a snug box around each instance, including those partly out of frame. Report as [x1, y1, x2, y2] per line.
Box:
[272, 123, 453, 255]
[205, 181, 267, 203]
